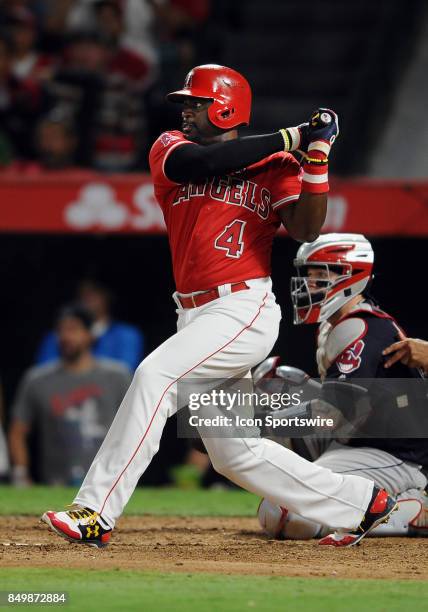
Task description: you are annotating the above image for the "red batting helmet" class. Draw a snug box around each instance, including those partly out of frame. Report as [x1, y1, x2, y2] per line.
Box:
[166, 64, 252, 130]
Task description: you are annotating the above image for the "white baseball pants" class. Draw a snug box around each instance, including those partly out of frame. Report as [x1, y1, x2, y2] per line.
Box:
[75, 277, 373, 529]
[267, 443, 427, 539]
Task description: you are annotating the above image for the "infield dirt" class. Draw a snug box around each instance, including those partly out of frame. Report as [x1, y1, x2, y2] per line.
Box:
[1, 516, 427, 580]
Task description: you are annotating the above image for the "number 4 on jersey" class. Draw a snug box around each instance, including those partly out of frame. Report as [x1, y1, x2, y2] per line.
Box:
[214, 220, 247, 258]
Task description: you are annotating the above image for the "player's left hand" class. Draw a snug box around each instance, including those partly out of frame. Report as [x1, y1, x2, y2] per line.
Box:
[307, 108, 339, 156]
[279, 122, 310, 154]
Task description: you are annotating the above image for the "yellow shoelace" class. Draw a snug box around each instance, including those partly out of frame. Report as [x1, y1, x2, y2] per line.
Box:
[65, 505, 98, 526]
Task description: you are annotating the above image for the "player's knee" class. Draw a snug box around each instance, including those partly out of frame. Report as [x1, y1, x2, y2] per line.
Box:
[133, 360, 175, 417]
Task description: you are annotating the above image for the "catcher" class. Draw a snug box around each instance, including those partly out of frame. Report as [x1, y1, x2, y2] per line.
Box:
[258, 233, 428, 544]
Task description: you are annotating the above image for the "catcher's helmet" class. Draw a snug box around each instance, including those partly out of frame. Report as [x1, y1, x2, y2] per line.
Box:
[166, 64, 251, 130]
[291, 233, 374, 325]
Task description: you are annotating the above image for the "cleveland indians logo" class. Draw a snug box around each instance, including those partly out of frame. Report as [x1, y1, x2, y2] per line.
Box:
[337, 340, 365, 374]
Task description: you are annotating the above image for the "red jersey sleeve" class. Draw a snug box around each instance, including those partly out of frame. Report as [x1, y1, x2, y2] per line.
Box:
[268, 152, 303, 212]
[149, 130, 194, 187]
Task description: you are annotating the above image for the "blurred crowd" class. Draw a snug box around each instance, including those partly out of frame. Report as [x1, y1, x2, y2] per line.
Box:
[0, 0, 225, 173]
[1, 278, 145, 486]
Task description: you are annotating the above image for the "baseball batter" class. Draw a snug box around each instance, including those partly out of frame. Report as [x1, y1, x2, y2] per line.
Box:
[42, 65, 396, 548]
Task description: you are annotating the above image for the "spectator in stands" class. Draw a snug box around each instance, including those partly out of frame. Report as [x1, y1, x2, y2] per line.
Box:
[43, 27, 148, 170]
[36, 279, 144, 371]
[0, 1, 37, 24]
[34, 110, 78, 169]
[152, 0, 211, 79]
[7, 6, 54, 88]
[0, 30, 41, 162]
[42, 30, 108, 167]
[93, 0, 155, 79]
[42, 0, 158, 74]
[91, 2, 152, 170]
[0, 33, 14, 165]
[9, 304, 132, 486]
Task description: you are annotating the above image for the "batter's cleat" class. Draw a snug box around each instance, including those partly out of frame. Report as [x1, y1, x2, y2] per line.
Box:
[319, 486, 398, 547]
[41, 504, 112, 548]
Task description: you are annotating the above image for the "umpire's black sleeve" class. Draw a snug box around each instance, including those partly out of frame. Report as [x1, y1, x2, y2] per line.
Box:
[164, 132, 285, 183]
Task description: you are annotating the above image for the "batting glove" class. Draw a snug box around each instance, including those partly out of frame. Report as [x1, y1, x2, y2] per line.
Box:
[279, 122, 310, 155]
[300, 108, 339, 194]
[307, 108, 339, 157]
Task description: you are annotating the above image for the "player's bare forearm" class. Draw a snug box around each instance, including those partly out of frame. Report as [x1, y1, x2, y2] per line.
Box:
[9, 421, 33, 486]
[278, 192, 327, 242]
[8, 420, 30, 468]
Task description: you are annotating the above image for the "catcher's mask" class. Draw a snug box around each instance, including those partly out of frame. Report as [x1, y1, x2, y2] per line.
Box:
[291, 233, 374, 324]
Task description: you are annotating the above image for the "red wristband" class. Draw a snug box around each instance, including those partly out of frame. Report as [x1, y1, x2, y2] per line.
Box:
[301, 150, 329, 194]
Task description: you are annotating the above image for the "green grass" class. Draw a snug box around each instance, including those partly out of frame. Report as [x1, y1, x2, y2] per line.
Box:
[1, 488, 426, 610]
[1, 569, 428, 612]
[0, 485, 257, 517]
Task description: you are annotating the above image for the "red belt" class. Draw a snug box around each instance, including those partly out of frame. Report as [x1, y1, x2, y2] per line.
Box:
[177, 282, 249, 309]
